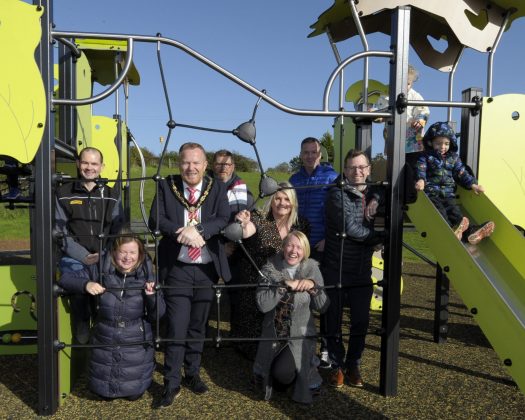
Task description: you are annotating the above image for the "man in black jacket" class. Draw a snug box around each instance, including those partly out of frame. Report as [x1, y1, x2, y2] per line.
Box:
[322, 149, 384, 389]
[149, 142, 231, 408]
[55, 147, 123, 343]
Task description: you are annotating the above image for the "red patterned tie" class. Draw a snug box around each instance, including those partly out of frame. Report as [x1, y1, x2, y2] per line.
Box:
[187, 187, 201, 261]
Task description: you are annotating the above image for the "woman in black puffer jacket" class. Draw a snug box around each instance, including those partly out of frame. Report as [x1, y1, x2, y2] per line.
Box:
[60, 233, 165, 401]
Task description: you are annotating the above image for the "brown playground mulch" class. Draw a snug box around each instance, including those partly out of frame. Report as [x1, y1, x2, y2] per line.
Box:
[0, 262, 524, 419]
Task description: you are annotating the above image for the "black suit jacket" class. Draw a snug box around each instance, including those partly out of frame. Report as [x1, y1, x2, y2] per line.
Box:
[149, 174, 231, 282]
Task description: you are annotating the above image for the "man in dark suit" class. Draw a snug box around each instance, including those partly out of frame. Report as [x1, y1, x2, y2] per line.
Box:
[149, 142, 231, 408]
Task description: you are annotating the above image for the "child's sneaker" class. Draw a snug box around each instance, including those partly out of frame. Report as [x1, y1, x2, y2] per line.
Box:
[454, 217, 469, 241]
[319, 350, 333, 369]
[467, 221, 495, 245]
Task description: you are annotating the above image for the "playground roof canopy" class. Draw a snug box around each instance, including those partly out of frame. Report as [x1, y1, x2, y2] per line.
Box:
[309, 0, 525, 72]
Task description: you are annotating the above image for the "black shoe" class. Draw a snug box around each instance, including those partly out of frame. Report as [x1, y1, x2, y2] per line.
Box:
[182, 374, 209, 394]
[154, 384, 181, 409]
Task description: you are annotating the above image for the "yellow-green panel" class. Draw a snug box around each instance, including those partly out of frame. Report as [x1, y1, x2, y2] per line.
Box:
[333, 116, 356, 173]
[76, 53, 93, 152]
[345, 79, 389, 108]
[0, 0, 46, 163]
[120, 121, 129, 183]
[0, 265, 37, 355]
[58, 296, 73, 403]
[75, 39, 140, 86]
[58, 295, 87, 405]
[91, 116, 119, 188]
[407, 191, 525, 393]
[479, 95, 525, 229]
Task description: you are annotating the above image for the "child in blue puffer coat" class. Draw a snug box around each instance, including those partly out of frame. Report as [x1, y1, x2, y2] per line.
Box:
[60, 232, 165, 401]
[415, 121, 495, 244]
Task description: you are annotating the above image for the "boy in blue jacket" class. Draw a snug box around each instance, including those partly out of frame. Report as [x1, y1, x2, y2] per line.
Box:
[415, 122, 494, 244]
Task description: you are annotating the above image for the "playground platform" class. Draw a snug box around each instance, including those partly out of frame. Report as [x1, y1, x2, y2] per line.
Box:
[0, 262, 523, 419]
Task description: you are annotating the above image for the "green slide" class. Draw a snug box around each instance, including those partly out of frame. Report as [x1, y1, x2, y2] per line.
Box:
[406, 190, 525, 393]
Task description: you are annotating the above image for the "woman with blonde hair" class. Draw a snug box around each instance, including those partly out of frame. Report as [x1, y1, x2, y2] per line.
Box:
[230, 182, 309, 360]
[253, 231, 329, 404]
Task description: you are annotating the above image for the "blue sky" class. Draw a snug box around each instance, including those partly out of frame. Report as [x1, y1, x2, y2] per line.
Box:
[51, 1, 525, 168]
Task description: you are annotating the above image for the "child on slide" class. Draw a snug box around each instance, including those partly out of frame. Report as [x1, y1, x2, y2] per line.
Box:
[414, 122, 495, 245]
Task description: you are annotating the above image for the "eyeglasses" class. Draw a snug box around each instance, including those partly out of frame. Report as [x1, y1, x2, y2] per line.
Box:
[214, 162, 233, 167]
[345, 165, 370, 172]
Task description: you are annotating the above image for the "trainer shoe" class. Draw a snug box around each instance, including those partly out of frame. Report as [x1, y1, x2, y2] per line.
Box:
[319, 350, 333, 369]
[345, 366, 364, 387]
[328, 368, 344, 388]
[467, 221, 495, 245]
[1, 188, 21, 200]
[454, 217, 469, 241]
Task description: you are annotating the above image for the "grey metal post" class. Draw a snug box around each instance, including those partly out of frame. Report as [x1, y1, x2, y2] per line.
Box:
[356, 118, 372, 157]
[57, 42, 76, 150]
[34, 0, 59, 415]
[460, 87, 482, 177]
[380, 6, 411, 396]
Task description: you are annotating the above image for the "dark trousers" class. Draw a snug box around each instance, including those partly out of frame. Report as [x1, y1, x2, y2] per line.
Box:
[163, 262, 216, 386]
[322, 267, 373, 369]
[270, 345, 296, 389]
[428, 195, 463, 228]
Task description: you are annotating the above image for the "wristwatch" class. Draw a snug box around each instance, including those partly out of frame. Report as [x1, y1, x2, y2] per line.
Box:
[195, 223, 205, 237]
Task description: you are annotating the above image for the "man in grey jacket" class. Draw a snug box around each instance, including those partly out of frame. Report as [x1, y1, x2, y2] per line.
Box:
[322, 149, 384, 389]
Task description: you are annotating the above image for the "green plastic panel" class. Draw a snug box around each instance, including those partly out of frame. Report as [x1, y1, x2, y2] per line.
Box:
[90, 116, 120, 188]
[0, 265, 37, 355]
[407, 190, 525, 393]
[333, 116, 356, 173]
[479, 95, 525, 229]
[0, 0, 46, 163]
[75, 53, 93, 152]
[75, 38, 140, 86]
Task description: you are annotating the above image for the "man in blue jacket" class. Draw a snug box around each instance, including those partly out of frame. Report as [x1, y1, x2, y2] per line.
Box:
[289, 136, 337, 368]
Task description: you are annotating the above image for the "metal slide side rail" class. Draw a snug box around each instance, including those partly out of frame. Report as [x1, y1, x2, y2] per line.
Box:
[50, 30, 392, 118]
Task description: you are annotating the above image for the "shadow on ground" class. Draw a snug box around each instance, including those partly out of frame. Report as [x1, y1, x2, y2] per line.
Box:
[0, 262, 523, 419]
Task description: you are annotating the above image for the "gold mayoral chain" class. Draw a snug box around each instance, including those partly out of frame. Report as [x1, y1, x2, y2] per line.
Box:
[169, 175, 214, 214]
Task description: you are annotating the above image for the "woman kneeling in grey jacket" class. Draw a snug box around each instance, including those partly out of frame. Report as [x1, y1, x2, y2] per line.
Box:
[253, 231, 330, 405]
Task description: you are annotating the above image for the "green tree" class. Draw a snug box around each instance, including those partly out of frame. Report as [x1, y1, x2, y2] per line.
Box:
[269, 162, 290, 173]
[320, 131, 334, 163]
[129, 146, 158, 167]
[289, 155, 301, 173]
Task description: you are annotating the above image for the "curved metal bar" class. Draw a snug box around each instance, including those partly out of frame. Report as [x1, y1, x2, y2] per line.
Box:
[52, 37, 134, 106]
[349, 0, 370, 111]
[447, 46, 464, 122]
[323, 50, 394, 111]
[326, 30, 344, 109]
[53, 36, 81, 58]
[51, 30, 391, 118]
[128, 131, 150, 229]
[487, 10, 511, 97]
